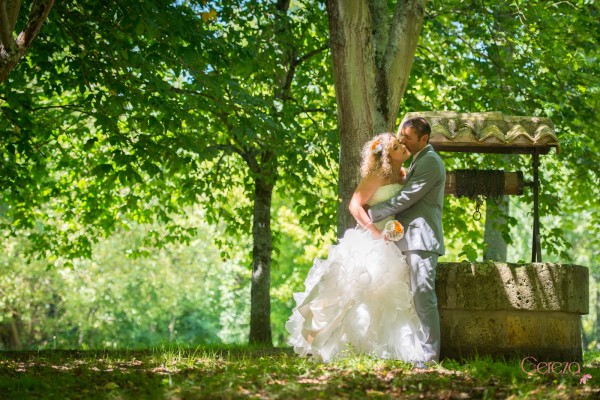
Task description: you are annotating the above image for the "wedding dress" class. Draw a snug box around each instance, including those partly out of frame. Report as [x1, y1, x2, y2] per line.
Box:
[286, 184, 433, 362]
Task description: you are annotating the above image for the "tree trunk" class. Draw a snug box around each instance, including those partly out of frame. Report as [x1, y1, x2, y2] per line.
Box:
[168, 315, 176, 341]
[482, 6, 517, 262]
[0, 313, 22, 350]
[248, 172, 275, 345]
[327, 0, 375, 235]
[327, 0, 427, 235]
[483, 196, 509, 261]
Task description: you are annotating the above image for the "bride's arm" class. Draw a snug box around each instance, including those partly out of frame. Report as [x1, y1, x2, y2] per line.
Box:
[399, 167, 407, 184]
[348, 175, 383, 238]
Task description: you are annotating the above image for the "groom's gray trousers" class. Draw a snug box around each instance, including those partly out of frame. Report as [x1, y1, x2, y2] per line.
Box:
[367, 144, 446, 362]
[404, 250, 440, 362]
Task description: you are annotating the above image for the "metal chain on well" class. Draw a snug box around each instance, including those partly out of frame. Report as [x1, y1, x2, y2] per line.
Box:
[454, 170, 506, 221]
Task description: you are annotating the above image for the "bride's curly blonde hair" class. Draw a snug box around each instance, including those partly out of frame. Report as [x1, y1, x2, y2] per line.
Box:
[360, 133, 396, 178]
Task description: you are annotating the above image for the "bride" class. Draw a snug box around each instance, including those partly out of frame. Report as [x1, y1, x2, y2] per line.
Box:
[286, 133, 432, 363]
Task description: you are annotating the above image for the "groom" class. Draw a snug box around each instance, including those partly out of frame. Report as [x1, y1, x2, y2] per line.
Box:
[367, 117, 446, 363]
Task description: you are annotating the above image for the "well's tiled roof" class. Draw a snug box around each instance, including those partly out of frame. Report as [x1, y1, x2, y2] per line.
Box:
[401, 111, 559, 154]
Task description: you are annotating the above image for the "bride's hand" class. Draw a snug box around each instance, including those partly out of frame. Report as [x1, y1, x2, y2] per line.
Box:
[370, 227, 383, 240]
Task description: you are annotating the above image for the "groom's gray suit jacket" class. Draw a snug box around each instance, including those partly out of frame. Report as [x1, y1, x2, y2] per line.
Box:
[368, 144, 446, 255]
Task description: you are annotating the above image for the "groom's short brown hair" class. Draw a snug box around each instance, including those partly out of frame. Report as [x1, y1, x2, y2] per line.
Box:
[402, 117, 431, 142]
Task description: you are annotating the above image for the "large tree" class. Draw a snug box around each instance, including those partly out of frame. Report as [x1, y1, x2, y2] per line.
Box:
[326, 0, 427, 235]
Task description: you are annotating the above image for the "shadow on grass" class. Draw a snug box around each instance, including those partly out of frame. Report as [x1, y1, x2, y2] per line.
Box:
[1, 350, 167, 400]
[1, 346, 600, 399]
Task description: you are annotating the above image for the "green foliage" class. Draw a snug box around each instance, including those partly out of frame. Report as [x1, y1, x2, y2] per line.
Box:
[269, 192, 336, 346]
[404, 0, 600, 264]
[0, 196, 337, 349]
[2, 0, 338, 344]
[0, 211, 251, 349]
[1, 0, 338, 259]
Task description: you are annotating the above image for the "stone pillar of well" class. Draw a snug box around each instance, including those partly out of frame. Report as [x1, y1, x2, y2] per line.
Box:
[436, 262, 589, 361]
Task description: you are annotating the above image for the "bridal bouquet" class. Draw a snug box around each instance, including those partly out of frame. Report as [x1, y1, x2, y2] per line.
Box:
[383, 220, 404, 241]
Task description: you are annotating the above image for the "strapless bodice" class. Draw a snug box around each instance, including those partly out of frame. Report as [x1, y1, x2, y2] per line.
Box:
[367, 183, 402, 229]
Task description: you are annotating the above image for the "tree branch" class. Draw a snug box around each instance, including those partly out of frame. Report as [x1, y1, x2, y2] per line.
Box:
[294, 45, 329, 67]
[15, 0, 54, 50]
[240, 148, 260, 173]
[368, 0, 388, 68]
[7, 0, 21, 30]
[280, 45, 328, 101]
[276, 0, 290, 12]
[294, 107, 329, 115]
[0, 0, 14, 49]
[386, 0, 427, 72]
[27, 103, 87, 111]
[377, 0, 426, 128]
[205, 144, 245, 159]
[0, 0, 53, 83]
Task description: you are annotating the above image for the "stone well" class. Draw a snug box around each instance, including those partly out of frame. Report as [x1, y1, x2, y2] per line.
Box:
[436, 262, 589, 361]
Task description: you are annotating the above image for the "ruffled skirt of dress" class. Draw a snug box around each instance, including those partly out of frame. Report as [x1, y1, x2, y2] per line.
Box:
[286, 228, 433, 363]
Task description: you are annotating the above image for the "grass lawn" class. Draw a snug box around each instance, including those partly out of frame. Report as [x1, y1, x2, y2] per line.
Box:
[1, 346, 599, 399]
